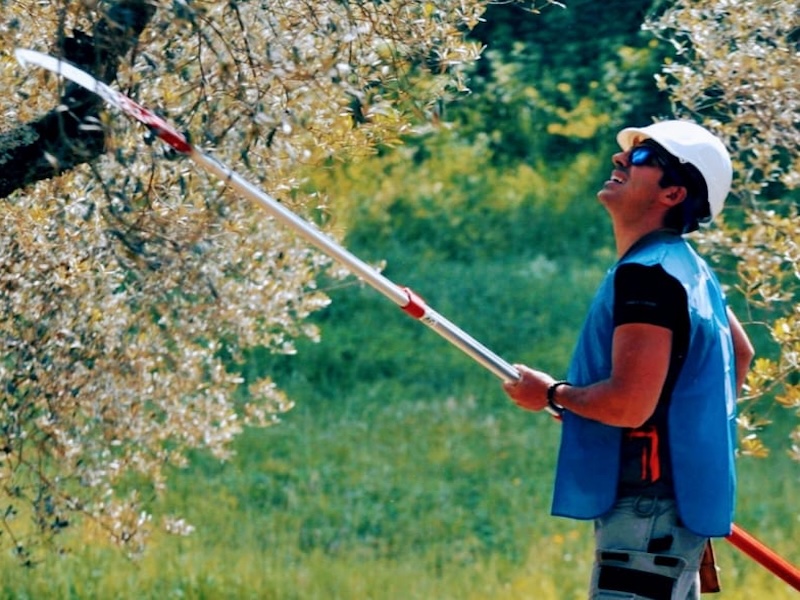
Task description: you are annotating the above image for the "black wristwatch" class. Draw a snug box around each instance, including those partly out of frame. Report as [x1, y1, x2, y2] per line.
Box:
[546, 380, 570, 415]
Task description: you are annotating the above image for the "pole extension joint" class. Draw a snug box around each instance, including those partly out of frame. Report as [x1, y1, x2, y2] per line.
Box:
[400, 287, 427, 320]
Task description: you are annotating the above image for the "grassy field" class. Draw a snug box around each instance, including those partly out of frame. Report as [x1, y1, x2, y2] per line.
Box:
[1, 250, 797, 599]
[0, 394, 796, 599]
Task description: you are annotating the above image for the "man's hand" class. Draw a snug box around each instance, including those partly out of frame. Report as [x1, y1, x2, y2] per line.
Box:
[502, 364, 557, 412]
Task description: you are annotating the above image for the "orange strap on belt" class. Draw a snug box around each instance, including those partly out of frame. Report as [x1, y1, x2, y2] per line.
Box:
[627, 426, 661, 482]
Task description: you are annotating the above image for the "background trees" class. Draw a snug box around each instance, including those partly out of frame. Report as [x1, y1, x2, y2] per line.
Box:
[460, 0, 671, 166]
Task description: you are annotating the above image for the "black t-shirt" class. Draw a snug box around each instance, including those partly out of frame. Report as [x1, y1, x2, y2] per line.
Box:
[613, 262, 689, 496]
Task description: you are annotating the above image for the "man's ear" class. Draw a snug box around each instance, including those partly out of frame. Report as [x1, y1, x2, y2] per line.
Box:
[661, 185, 688, 208]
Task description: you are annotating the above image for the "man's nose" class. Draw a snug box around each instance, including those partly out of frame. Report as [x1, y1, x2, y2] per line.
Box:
[612, 150, 629, 168]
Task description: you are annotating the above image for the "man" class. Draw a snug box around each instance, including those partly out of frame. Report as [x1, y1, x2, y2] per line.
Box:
[503, 120, 755, 599]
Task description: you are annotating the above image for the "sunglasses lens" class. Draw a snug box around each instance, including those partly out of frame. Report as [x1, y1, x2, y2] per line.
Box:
[630, 146, 657, 167]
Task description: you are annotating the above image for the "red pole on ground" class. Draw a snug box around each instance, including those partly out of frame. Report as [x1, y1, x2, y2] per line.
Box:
[727, 523, 800, 591]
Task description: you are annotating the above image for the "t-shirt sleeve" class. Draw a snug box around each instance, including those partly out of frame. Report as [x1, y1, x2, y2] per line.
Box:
[613, 263, 687, 331]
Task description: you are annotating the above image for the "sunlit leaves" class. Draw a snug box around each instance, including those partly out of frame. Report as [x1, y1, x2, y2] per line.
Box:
[0, 0, 546, 557]
[739, 434, 769, 459]
[646, 0, 799, 199]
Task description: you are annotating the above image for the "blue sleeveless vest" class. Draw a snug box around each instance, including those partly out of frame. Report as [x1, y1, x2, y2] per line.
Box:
[551, 232, 737, 537]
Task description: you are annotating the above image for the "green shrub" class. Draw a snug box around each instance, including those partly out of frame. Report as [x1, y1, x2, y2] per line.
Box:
[309, 129, 613, 264]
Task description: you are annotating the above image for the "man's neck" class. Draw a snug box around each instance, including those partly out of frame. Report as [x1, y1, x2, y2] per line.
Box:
[613, 223, 673, 258]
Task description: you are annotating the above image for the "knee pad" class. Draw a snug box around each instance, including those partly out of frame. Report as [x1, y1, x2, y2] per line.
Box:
[595, 549, 688, 600]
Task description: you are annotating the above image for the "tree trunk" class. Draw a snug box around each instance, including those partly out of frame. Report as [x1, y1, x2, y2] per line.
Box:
[0, 0, 156, 199]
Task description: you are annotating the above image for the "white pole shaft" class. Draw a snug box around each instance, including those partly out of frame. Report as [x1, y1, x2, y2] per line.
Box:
[189, 149, 521, 383]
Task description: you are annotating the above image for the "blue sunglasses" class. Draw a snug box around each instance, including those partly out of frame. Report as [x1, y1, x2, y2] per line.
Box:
[629, 145, 671, 169]
[628, 144, 685, 188]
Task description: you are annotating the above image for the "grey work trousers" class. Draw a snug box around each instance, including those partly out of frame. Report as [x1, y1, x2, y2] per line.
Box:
[589, 496, 707, 600]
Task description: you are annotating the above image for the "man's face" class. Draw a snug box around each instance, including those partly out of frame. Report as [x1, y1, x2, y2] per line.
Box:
[596, 140, 673, 226]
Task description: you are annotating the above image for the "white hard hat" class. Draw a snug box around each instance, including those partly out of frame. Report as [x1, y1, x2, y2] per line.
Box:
[617, 120, 732, 221]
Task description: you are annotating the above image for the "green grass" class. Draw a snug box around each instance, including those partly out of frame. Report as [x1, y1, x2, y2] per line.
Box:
[0, 396, 796, 599]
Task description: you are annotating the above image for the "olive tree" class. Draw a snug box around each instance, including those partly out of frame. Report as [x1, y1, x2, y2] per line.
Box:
[646, 0, 799, 460]
[0, 0, 551, 558]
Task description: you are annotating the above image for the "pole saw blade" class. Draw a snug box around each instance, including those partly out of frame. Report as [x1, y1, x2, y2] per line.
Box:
[15, 49, 192, 154]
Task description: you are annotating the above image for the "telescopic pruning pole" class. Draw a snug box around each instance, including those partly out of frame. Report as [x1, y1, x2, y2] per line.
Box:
[13, 49, 520, 384]
[14, 49, 800, 593]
